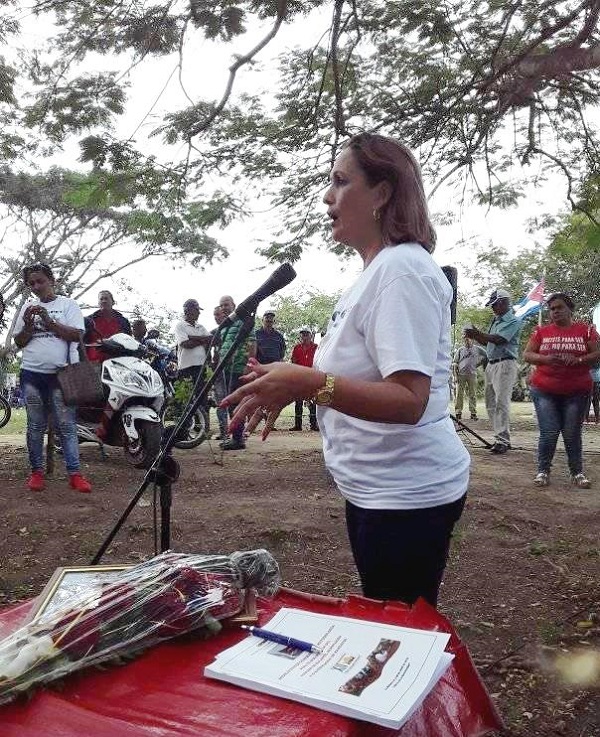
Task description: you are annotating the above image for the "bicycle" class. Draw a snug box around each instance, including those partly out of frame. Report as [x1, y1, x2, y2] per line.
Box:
[144, 339, 210, 449]
[0, 394, 11, 429]
[0, 348, 12, 429]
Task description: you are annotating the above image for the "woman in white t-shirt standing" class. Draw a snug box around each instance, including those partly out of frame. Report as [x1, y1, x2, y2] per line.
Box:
[14, 264, 92, 493]
[223, 133, 470, 607]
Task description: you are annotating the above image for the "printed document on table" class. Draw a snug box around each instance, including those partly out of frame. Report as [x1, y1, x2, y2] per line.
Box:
[205, 607, 453, 729]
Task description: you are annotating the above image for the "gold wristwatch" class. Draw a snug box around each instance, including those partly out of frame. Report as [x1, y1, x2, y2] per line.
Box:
[314, 373, 335, 406]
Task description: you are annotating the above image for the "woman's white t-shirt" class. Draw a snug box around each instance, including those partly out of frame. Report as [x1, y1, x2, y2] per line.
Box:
[14, 296, 84, 374]
[313, 243, 470, 510]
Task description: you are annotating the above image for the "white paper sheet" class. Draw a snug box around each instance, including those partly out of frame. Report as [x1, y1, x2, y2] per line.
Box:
[205, 607, 453, 729]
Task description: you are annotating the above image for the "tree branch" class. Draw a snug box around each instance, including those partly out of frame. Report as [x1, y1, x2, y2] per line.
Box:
[479, 0, 592, 94]
[330, 0, 349, 141]
[73, 252, 162, 301]
[566, 0, 600, 47]
[187, 0, 289, 139]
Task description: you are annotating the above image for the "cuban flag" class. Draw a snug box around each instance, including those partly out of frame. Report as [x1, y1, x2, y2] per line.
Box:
[513, 278, 545, 320]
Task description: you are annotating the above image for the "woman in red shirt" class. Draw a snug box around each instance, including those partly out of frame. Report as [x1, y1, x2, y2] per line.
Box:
[523, 293, 600, 488]
[85, 290, 132, 362]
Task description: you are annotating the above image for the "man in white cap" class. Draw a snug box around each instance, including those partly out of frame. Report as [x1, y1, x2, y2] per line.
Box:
[465, 289, 522, 454]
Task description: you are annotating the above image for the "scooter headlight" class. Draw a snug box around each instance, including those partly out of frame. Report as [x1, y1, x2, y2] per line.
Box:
[123, 373, 148, 391]
[109, 362, 150, 392]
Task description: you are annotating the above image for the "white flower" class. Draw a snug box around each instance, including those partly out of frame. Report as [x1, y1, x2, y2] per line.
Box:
[0, 634, 57, 681]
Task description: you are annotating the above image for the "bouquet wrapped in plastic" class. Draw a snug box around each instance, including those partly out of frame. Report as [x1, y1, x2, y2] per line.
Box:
[0, 549, 280, 706]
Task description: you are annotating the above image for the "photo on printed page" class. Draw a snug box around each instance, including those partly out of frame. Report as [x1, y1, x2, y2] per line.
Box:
[339, 638, 401, 696]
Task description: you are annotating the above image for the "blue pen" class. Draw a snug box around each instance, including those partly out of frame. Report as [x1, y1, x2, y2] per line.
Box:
[241, 625, 322, 654]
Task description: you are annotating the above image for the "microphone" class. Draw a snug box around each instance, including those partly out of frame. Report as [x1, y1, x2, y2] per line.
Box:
[226, 263, 297, 323]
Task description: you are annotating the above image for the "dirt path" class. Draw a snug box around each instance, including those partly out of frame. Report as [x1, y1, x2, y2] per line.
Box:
[1, 417, 599, 736]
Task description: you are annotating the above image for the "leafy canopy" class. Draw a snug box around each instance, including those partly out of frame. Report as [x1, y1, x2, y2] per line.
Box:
[0, 164, 232, 338]
[2, 1, 600, 260]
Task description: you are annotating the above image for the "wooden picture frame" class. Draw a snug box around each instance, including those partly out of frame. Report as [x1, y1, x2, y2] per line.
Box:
[25, 564, 258, 626]
[26, 565, 132, 624]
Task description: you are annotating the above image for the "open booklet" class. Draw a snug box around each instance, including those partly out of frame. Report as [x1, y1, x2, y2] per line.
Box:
[205, 607, 453, 729]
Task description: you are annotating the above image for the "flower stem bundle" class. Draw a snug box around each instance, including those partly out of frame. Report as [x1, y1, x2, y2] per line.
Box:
[0, 549, 280, 705]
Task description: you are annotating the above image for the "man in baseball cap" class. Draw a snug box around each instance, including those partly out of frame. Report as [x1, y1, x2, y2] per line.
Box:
[485, 288, 511, 307]
[290, 326, 318, 431]
[173, 298, 210, 385]
[255, 310, 286, 365]
[464, 288, 523, 454]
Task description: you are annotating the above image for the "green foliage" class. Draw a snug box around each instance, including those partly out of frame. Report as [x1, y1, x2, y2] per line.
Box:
[455, 301, 489, 336]
[189, 1, 246, 41]
[0, 166, 230, 264]
[552, 215, 600, 256]
[173, 377, 194, 405]
[268, 288, 341, 352]
[465, 226, 600, 324]
[475, 182, 525, 209]
[0, 163, 229, 339]
[0, 58, 15, 104]
[24, 74, 126, 143]
[1, 0, 600, 264]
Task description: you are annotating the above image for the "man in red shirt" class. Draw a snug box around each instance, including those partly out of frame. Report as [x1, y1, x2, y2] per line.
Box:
[290, 327, 318, 431]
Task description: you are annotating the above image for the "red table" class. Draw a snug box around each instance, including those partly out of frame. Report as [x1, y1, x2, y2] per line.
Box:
[0, 589, 502, 736]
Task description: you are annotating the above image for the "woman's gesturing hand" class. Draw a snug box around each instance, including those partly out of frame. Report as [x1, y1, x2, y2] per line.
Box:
[221, 358, 323, 432]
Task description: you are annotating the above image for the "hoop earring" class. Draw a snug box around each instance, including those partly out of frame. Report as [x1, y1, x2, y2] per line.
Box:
[373, 209, 380, 222]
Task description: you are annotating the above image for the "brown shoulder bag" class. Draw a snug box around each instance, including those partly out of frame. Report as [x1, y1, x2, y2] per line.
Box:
[57, 337, 104, 406]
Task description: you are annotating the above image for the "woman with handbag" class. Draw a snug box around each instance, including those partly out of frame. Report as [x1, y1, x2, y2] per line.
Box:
[13, 264, 92, 493]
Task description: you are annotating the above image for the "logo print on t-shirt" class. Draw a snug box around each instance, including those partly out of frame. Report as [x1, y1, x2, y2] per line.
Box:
[330, 309, 347, 325]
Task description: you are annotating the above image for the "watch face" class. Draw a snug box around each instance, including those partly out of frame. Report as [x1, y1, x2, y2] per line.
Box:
[315, 374, 334, 405]
[317, 389, 333, 405]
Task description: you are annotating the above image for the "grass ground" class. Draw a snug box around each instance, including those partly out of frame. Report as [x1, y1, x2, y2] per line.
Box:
[0, 401, 537, 437]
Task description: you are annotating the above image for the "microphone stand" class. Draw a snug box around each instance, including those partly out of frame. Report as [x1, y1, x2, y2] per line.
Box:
[451, 414, 494, 448]
[90, 312, 257, 564]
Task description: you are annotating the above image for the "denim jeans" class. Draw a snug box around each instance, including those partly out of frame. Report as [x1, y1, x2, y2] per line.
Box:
[212, 373, 229, 436]
[529, 387, 589, 475]
[21, 370, 81, 473]
[225, 370, 245, 443]
[345, 494, 467, 607]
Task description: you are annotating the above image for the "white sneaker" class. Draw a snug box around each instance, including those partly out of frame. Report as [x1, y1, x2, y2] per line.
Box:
[534, 472, 549, 487]
[571, 473, 591, 489]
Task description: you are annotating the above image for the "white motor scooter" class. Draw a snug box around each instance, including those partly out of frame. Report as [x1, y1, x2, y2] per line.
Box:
[73, 334, 165, 469]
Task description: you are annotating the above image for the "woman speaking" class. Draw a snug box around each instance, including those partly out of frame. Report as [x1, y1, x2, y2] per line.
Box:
[523, 292, 600, 488]
[223, 133, 470, 607]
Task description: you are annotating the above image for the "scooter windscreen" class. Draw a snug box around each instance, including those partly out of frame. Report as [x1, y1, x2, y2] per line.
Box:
[100, 333, 146, 358]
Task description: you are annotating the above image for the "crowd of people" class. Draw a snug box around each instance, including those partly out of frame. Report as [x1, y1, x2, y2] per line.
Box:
[6, 131, 599, 612]
[461, 288, 599, 488]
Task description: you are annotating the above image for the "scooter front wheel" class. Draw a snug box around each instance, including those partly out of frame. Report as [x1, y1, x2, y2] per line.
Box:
[123, 420, 162, 469]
